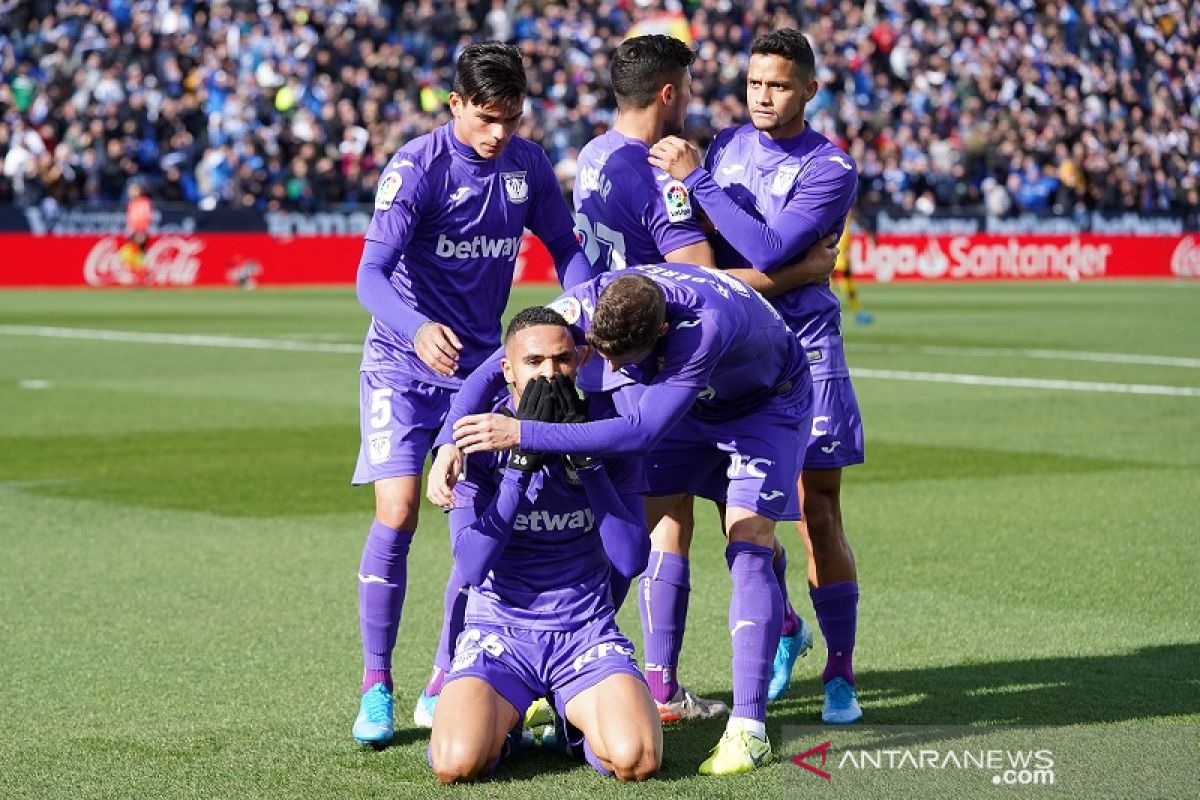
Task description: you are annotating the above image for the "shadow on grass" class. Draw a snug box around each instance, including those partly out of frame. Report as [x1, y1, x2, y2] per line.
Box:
[656, 643, 1200, 776]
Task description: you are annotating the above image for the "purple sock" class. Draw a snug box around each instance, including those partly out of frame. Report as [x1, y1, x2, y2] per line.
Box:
[429, 567, 468, 696]
[811, 581, 859, 685]
[726, 541, 782, 723]
[582, 738, 614, 778]
[359, 519, 413, 693]
[774, 546, 802, 636]
[638, 551, 690, 703]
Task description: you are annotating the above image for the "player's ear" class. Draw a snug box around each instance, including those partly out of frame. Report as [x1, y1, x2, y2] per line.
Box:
[658, 321, 669, 337]
[501, 355, 514, 387]
[804, 79, 818, 103]
[448, 91, 464, 117]
[578, 344, 593, 368]
[661, 82, 675, 107]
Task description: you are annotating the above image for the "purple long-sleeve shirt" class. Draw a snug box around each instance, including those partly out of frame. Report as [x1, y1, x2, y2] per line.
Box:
[450, 399, 649, 631]
[437, 262, 811, 456]
[692, 123, 858, 379]
[356, 122, 594, 387]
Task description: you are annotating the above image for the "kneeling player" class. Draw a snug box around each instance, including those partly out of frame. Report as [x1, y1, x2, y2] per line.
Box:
[429, 307, 661, 783]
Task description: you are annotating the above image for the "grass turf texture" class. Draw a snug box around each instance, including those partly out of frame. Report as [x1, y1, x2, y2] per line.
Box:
[1, 281, 1197, 799]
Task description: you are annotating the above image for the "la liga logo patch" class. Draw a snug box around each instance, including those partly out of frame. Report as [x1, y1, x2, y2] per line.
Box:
[662, 180, 693, 223]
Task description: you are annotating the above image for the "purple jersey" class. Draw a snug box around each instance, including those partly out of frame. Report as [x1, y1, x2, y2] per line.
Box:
[359, 122, 579, 385]
[698, 124, 858, 379]
[574, 130, 708, 271]
[548, 263, 810, 421]
[573, 130, 708, 394]
[453, 401, 646, 631]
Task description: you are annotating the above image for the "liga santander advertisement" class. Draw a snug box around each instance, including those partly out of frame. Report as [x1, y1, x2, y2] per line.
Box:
[0, 232, 1195, 287]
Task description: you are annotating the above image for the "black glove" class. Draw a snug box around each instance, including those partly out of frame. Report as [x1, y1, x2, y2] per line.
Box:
[548, 374, 597, 470]
[507, 376, 557, 473]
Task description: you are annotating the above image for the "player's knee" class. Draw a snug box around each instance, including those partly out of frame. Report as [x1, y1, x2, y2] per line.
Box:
[430, 739, 488, 784]
[374, 496, 419, 530]
[607, 740, 660, 782]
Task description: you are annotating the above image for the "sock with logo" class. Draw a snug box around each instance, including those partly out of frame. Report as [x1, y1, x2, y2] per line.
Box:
[727, 541, 782, 723]
[638, 551, 690, 704]
[774, 546, 803, 636]
[811, 581, 859, 685]
[428, 566, 468, 696]
[359, 519, 414, 693]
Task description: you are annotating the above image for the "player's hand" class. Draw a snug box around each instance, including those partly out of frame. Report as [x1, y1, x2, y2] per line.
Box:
[779, 233, 839, 286]
[427, 444, 463, 509]
[548, 374, 596, 469]
[454, 412, 521, 454]
[414, 322, 462, 377]
[648, 136, 703, 181]
[506, 377, 556, 472]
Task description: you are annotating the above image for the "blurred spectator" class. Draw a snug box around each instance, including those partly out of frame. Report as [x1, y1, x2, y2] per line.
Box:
[0, 0, 1196, 218]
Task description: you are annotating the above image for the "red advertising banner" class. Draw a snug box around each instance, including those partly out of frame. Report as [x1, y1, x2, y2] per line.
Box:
[850, 234, 1199, 282]
[0, 232, 557, 287]
[0, 231, 1194, 287]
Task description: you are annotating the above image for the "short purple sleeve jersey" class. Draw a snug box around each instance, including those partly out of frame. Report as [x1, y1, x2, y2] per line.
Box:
[359, 123, 570, 386]
[453, 422, 646, 631]
[572, 131, 708, 394]
[702, 124, 858, 379]
[547, 263, 810, 420]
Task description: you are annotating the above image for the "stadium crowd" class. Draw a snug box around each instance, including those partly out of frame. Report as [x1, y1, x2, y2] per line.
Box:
[1, 0, 1196, 217]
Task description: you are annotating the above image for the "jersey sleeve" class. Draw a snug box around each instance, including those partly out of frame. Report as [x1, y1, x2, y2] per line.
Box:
[641, 160, 708, 257]
[525, 146, 596, 288]
[365, 152, 430, 250]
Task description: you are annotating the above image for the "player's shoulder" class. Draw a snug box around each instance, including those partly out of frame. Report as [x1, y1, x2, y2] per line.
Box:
[713, 123, 756, 150]
[805, 131, 858, 177]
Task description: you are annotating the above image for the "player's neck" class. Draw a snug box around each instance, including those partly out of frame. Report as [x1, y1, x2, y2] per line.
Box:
[612, 110, 663, 146]
[762, 117, 808, 143]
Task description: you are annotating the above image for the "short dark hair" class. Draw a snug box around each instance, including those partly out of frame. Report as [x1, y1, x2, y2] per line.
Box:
[505, 305, 570, 344]
[453, 42, 527, 106]
[750, 28, 816, 80]
[610, 35, 695, 109]
[586, 275, 665, 357]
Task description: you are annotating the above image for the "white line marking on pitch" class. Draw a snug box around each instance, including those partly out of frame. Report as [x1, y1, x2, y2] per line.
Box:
[853, 368, 1200, 397]
[849, 343, 1200, 369]
[2, 325, 1198, 398]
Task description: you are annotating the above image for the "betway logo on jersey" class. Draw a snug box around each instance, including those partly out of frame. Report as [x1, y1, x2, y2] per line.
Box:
[512, 508, 595, 533]
[435, 233, 522, 261]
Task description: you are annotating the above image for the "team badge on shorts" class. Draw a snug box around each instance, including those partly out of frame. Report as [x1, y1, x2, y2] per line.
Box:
[770, 165, 799, 197]
[502, 171, 529, 204]
[375, 171, 402, 210]
[662, 180, 693, 223]
[547, 296, 582, 325]
[367, 430, 393, 464]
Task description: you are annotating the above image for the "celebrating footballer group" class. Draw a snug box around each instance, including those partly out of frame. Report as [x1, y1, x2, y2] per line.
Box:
[348, 29, 865, 782]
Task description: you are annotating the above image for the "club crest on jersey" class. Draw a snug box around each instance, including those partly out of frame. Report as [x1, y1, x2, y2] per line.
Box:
[367, 430, 393, 464]
[547, 296, 582, 325]
[770, 165, 800, 197]
[662, 180, 693, 223]
[502, 171, 529, 204]
[375, 171, 403, 210]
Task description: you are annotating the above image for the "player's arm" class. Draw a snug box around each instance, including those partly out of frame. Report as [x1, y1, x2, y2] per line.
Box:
[448, 467, 533, 586]
[577, 464, 651, 578]
[455, 382, 698, 456]
[722, 234, 839, 297]
[650, 135, 856, 272]
[663, 239, 716, 268]
[527, 148, 599, 288]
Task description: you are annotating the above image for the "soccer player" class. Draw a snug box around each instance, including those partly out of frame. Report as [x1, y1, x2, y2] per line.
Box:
[648, 28, 866, 724]
[432, 263, 814, 774]
[429, 307, 660, 784]
[574, 33, 833, 725]
[350, 42, 594, 745]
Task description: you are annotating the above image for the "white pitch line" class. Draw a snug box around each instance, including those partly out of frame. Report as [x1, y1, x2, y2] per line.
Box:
[0, 325, 361, 354]
[3, 325, 1198, 398]
[849, 343, 1200, 369]
[853, 368, 1200, 397]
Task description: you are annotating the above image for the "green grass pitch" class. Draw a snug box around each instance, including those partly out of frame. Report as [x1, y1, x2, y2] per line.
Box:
[1, 280, 1197, 799]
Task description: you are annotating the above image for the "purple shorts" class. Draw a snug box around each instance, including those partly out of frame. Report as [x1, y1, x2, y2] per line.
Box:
[804, 377, 865, 469]
[445, 616, 645, 721]
[643, 392, 813, 521]
[351, 371, 455, 484]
